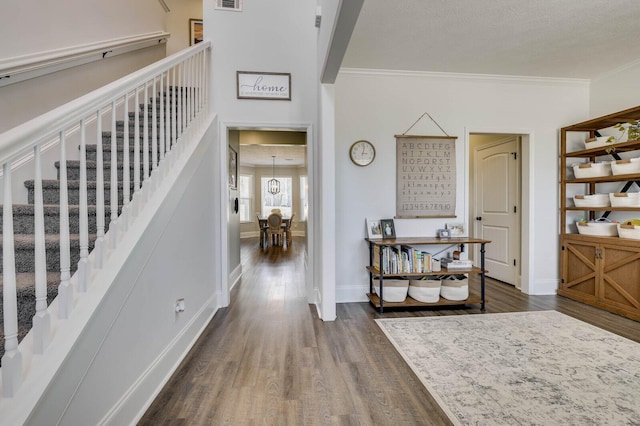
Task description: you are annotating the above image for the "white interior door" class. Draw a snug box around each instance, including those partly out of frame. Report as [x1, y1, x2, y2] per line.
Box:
[473, 137, 521, 286]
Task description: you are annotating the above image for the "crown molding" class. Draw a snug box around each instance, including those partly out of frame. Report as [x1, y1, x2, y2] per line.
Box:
[338, 67, 590, 87]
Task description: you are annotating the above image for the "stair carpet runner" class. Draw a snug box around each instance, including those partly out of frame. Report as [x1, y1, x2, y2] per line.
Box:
[0, 92, 180, 362]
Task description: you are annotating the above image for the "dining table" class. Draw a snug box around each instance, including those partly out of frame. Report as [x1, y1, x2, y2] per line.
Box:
[258, 216, 291, 248]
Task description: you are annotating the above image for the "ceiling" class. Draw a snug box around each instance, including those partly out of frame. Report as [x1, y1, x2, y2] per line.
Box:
[341, 0, 640, 79]
[239, 144, 306, 167]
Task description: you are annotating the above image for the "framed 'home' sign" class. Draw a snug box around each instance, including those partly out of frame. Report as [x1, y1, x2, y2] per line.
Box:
[236, 71, 291, 100]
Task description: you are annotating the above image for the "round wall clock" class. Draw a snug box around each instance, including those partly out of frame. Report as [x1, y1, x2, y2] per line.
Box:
[349, 140, 376, 167]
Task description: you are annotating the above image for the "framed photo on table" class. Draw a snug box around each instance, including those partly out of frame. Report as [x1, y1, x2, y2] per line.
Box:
[380, 219, 396, 239]
[366, 218, 382, 239]
[446, 222, 465, 236]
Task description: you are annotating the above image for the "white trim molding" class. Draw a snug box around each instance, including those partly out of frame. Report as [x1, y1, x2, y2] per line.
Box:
[339, 68, 590, 87]
[0, 32, 171, 88]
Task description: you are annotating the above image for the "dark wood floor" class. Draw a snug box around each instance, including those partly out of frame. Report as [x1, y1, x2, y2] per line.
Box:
[139, 237, 640, 425]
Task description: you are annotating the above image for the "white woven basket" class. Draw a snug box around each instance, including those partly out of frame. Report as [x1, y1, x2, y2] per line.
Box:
[572, 162, 612, 179]
[611, 157, 640, 176]
[573, 193, 610, 208]
[576, 220, 618, 237]
[440, 275, 469, 301]
[408, 279, 441, 303]
[617, 222, 640, 240]
[584, 136, 613, 149]
[609, 192, 640, 207]
[374, 279, 408, 302]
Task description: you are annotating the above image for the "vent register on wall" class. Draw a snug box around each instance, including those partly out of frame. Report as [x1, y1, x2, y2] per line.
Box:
[216, 0, 242, 11]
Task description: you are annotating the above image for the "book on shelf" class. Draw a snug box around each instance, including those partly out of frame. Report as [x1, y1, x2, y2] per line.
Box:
[440, 257, 473, 270]
[372, 244, 432, 274]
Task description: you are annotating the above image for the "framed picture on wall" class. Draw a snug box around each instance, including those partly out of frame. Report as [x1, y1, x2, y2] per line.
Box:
[228, 146, 237, 189]
[189, 18, 203, 45]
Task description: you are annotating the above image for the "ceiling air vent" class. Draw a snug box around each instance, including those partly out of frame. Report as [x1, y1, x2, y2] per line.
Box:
[215, 0, 242, 11]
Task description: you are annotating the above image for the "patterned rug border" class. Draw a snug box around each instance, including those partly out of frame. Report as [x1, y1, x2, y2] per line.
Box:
[375, 311, 640, 426]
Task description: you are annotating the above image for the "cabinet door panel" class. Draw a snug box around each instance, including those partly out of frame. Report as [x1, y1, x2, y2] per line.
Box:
[601, 244, 640, 314]
[562, 241, 597, 300]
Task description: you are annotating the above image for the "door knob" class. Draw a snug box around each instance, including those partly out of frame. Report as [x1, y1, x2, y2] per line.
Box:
[476, 216, 482, 221]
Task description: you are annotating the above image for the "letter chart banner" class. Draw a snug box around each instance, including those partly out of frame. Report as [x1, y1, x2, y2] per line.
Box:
[396, 135, 457, 218]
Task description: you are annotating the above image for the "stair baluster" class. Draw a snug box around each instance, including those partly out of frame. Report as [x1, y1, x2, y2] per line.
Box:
[133, 86, 141, 215]
[143, 82, 150, 193]
[94, 110, 105, 268]
[121, 92, 130, 232]
[33, 144, 52, 351]
[57, 131, 73, 319]
[178, 64, 183, 143]
[159, 73, 166, 164]
[77, 119, 90, 292]
[152, 75, 158, 181]
[172, 66, 177, 153]
[187, 58, 192, 133]
[109, 101, 119, 249]
[2, 163, 23, 397]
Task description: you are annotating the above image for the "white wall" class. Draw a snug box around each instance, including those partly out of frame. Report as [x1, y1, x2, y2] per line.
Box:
[334, 70, 590, 301]
[165, 0, 202, 55]
[0, 0, 168, 132]
[204, 0, 319, 308]
[26, 120, 220, 425]
[590, 60, 640, 117]
[0, 0, 165, 58]
[0, 46, 166, 132]
[205, 0, 318, 125]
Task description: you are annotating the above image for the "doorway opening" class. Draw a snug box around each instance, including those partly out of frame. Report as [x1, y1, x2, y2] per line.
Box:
[469, 133, 522, 289]
[226, 129, 310, 299]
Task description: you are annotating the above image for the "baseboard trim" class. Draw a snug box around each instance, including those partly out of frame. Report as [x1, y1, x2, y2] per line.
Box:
[101, 299, 218, 425]
[229, 263, 242, 292]
[526, 279, 559, 295]
[336, 285, 370, 303]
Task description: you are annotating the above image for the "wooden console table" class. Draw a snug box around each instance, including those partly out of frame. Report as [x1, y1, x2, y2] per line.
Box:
[366, 237, 490, 313]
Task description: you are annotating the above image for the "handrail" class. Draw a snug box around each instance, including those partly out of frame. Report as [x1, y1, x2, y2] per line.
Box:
[0, 41, 211, 166]
[0, 32, 171, 88]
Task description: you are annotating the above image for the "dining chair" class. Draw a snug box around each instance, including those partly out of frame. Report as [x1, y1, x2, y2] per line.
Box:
[283, 212, 296, 246]
[267, 213, 284, 246]
[257, 213, 268, 248]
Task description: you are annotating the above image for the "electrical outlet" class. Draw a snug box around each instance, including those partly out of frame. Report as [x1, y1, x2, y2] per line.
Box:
[175, 298, 185, 313]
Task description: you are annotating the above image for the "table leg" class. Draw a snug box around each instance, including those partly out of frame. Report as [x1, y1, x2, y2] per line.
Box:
[480, 242, 486, 311]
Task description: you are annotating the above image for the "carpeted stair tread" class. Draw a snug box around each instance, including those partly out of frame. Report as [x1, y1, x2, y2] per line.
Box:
[0, 233, 97, 273]
[0, 271, 60, 290]
[7, 233, 93, 247]
[56, 160, 145, 181]
[100, 131, 174, 141]
[0, 271, 60, 363]
[57, 160, 146, 169]
[24, 179, 133, 190]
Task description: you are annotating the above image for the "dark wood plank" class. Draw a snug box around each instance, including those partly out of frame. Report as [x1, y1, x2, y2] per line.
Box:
[139, 237, 640, 425]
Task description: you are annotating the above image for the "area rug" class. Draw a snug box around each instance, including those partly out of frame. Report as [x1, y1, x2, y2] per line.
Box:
[375, 311, 640, 425]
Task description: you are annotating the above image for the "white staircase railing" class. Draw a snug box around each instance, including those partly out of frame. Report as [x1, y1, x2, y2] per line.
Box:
[0, 41, 211, 398]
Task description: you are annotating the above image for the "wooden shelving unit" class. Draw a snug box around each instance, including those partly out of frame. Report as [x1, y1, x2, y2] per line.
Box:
[559, 105, 640, 322]
[365, 237, 490, 313]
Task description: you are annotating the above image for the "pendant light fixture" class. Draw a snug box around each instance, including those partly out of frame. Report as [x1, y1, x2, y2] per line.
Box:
[268, 155, 281, 195]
